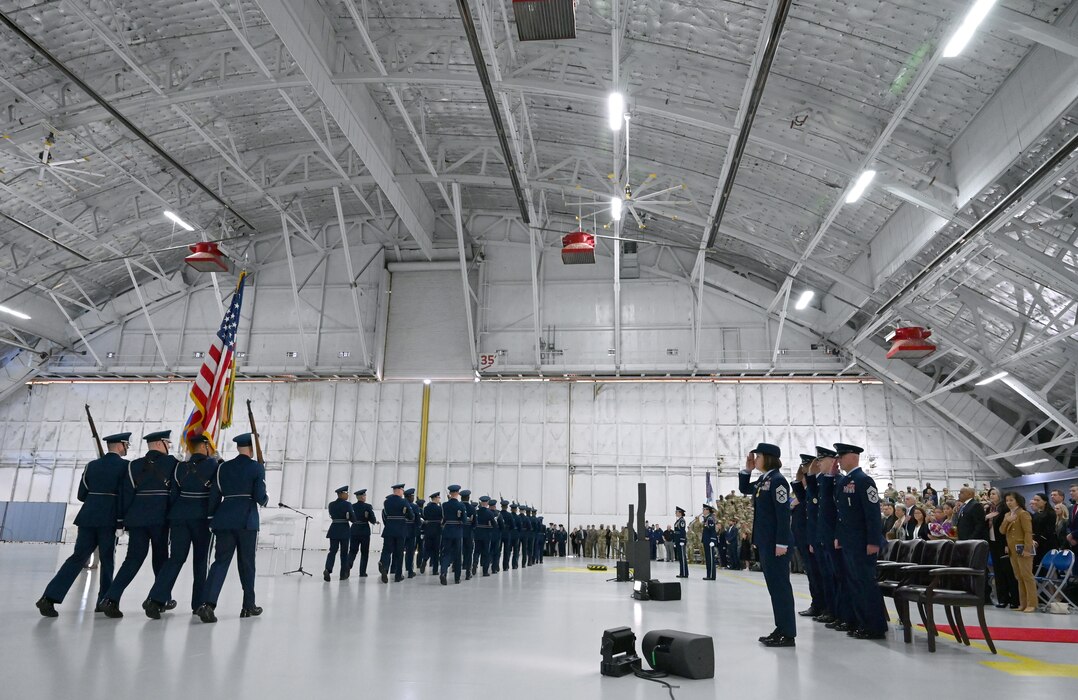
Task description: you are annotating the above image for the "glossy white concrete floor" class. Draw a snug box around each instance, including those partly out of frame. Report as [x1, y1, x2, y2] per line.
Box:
[4, 542, 1077, 699]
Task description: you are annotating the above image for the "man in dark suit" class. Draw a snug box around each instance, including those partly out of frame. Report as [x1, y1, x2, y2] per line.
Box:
[1067, 484, 1078, 552]
[955, 487, 988, 540]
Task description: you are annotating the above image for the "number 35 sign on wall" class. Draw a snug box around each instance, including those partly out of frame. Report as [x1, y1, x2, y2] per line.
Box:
[479, 354, 497, 371]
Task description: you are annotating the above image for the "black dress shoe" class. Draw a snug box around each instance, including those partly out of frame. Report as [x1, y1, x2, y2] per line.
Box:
[195, 604, 217, 624]
[101, 600, 123, 619]
[240, 606, 263, 618]
[854, 630, 887, 640]
[407, 572, 416, 579]
[758, 629, 780, 643]
[846, 628, 862, 637]
[994, 603, 1008, 608]
[393, 575, 404, 582]
[380, 567, 388, 583]
[340, 573, 349, 581]
[36, 596, 58, 618]
[142, 599, 163, 620]
[440, 574, 448, 586]
[418, 564, 426, 574]
[454, 577, 461, 584]
[1008, 604, 1020, 609]
[798, 607, 819, 617]
[465, 572, 472, 581]
[164, 600, 177, 611]
[762, 634, 796, 648]
[826, 621, 851, 631]
[359, 573, 368, 578]
[323, 570, 331, 582]
[482, 571, 490, 577]
[814, 614, 834, 624]
[95, 603, 104, 614]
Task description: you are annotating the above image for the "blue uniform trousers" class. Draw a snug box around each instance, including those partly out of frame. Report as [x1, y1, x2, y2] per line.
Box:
[717, 538, 728, 568]
[149, 520, 211, 609]
[347, 531, 371, 575]
[504, 534, 517, 569]
[703, 537, 718, 578]
[440, 536, 463, 580]
[728, 540, 740, 569]
[462, 533, 474, 572]
[379, 535, 405, 577]
[474, 538, 490, 573]
[760, 548, 796, 637]
[203, 529, 258, 609]
[490, 536, 502, 572]
[105, 524, 168, 602]
[677, 541, 689, 577]
[812, 545, 837, 615]
[842, 548, 887, 634]
[44, 526, 116, 604]
[796, 541, 824, 611]
[829, 545, 857, 624]
[421, 533, 441, 574]
[325, 537, 350, 574]
[402, 534, 417, 574]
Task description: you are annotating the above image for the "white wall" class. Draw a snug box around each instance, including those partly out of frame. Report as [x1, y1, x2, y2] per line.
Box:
[0, 378, 993, 538]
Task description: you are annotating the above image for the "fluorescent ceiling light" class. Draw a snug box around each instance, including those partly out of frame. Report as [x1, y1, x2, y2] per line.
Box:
[1014, 458, 1048, 468]
[975, 370, 1008, 386]
[0, 304, 31, 320]
[845, 170, 877, 204]
[610, 196, 623, 221]
[608, 92, 625, 131]
[942, 0, 997, 58]
[794, 290, 815, 310]
[163, 211, 194, 231]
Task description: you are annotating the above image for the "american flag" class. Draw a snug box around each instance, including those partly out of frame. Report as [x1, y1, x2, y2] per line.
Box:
[183, 272, 246, 447]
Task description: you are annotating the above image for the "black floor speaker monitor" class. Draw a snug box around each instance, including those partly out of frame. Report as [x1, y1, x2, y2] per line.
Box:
[647, 580, 681, 601]
[641, 629, 715, 679]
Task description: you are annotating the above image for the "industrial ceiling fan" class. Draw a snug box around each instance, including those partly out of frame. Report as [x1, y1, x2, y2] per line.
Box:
[0, 131, 105, 191]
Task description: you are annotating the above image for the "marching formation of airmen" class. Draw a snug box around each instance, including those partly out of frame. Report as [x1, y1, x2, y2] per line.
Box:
[337, 484, 547, 585]
[35, 424, 884, 647]
[35, 430, 269, 623]
[741, 440, 885, 649]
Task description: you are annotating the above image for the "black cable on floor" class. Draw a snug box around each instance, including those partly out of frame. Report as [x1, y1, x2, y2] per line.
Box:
[634, 669, 679, 700]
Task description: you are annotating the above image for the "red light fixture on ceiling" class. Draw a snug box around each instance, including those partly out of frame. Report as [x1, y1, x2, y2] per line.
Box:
[561, 231, 595, 265]
[184, 242, 229, 273]
[885, 327, 936, 360]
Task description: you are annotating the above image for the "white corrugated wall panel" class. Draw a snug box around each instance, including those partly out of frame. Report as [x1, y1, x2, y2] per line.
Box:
[383, 270, 473, 380]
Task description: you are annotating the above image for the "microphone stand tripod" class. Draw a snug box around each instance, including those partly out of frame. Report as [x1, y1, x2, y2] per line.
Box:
[280, 502, 314, 576]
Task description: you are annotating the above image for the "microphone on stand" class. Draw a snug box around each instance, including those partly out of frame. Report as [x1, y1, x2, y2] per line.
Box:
[281, 500, 313, 577]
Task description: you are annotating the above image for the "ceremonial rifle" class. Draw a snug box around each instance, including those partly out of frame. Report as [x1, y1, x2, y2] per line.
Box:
[85, 404, 104, 458]
[246, 399, 265, 464]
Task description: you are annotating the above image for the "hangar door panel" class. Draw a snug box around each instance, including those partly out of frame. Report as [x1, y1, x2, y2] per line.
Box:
[384, 270, 473, 380]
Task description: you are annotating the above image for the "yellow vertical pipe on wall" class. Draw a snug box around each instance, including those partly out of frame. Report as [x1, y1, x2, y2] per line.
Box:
[417, 382, 432, 498]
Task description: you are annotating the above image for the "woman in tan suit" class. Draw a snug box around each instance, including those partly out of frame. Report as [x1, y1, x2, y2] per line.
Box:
[1000, 492, 1037, 612]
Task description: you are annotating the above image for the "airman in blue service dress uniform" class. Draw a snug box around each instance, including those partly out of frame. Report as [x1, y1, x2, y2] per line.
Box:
[813, 446, 847, 628]
[196, 433, 268, 623]
[740, 442, 796, 648]
[439, 485, 467, 584]
[834, 443, 888, 640]
[460, 490, 476, 579]
[403, 488, 420, 578]
[144, 434, 219, 618]
[101, 430, 178, 618]
[803, 455, 834, 622]
[791, 454, 824, 618]
[324, 485, 355, 581]
[474, 495, 495, 575]
[490, 499, 507, 573]
[673, 507, 688, 577]
[379, 483, 413, 583]
[506, 502, 521, 570]
[701, 504, 718, 580]
[37, 432, 131, 618]
[347, 489, 377, 577]
[420, 492, 443, 575]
